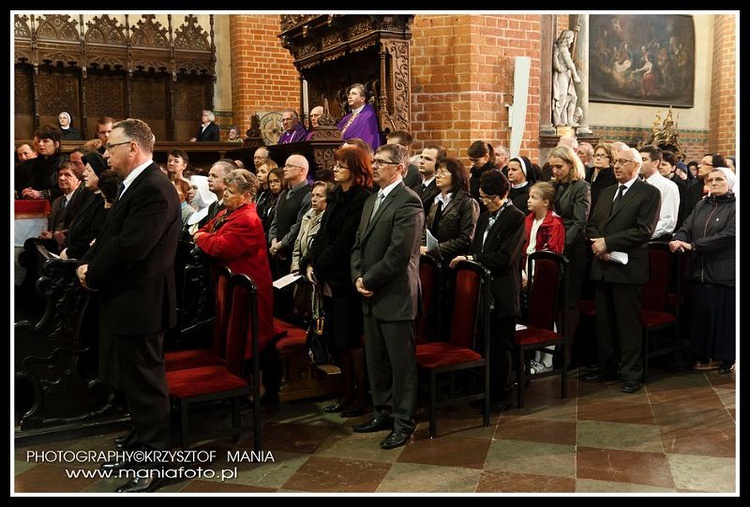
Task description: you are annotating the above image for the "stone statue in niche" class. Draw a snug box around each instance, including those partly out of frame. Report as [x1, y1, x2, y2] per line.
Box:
[552, 29, 582, 127]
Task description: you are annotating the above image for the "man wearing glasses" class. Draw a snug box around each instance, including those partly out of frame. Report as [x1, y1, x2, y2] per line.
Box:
[584, 147, 660, 394]
[351, 143, 423, 450]
[77, 118, 181, 492]
[278, 109, 308, 144]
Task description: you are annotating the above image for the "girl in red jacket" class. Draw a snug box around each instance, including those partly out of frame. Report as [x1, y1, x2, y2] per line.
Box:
[522, 181, 566, 373]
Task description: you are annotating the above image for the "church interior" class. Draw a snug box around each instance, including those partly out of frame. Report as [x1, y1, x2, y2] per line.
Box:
[12, 12, 737, 496]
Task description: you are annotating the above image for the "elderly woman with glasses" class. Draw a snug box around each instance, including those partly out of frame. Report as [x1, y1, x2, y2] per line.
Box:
[193, 169, 277, 395]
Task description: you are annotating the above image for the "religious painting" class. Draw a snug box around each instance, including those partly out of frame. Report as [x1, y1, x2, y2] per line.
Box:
[589, 14, 694, 107]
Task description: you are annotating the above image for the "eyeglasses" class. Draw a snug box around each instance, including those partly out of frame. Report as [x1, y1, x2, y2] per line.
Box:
[333, 163, 349, 171]
[614, 159, 636, 166]
[594, 153, 610, 158]
[479, 193, 497, 203]
[372, 158, 397, 166]
[105, 140, 131, 152]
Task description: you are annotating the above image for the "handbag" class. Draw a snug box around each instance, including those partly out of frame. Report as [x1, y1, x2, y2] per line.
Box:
[306, 284, 333, 365]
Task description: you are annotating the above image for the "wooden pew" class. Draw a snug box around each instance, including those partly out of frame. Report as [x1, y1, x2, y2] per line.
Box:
[14, 242, 115, 431]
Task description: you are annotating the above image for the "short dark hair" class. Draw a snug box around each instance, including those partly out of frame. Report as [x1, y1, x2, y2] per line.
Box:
[639, 144, 662, 162]
[169, 148, 189, 164]
[438, 157, 469, 193]
[479, 168, 510, 198]
[35, 124, 62, 143]
[386, 130, 413, 147]
[468, 140, 494, 160]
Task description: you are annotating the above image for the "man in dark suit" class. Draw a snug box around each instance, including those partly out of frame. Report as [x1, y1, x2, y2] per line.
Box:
[583, 147, 660, 394]
[77, 118, 181, 493]
[351, 143, 424, 450]
[190, 109, 220, 142]
[410, 145, 445, 215]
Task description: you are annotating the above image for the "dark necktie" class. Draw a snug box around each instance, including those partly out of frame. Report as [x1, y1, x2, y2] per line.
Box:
[432, 201, 444, 229]
[612, 184, 626, 212]
[420, 183, 427, 195]
[117, 183, 126, 200]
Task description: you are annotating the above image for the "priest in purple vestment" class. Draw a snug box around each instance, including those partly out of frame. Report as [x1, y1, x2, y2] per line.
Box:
[278, 109, 308, 144]
[337, 83, 381, 152]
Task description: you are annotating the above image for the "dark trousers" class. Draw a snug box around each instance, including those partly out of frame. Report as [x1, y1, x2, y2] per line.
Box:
[362, 317, 417, 433]
[489, 313, 516, 402]
[115, 331, 171, 451]
[689, 283, 735, 364]
[594, 281, 643, 382]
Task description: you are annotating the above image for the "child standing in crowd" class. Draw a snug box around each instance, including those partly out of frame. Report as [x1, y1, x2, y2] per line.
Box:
[522, 181, 566, 373]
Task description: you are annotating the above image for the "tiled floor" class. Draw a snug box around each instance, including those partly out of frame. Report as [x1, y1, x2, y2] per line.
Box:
[13, 366, 737, 496]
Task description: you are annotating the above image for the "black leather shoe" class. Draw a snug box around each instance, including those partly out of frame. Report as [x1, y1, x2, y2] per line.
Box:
[581, 370, 618, 383]
[621, 381, 642, 394]
[323, 403, 345, 413]
[115, 476, 164, 493]
[114, 429, 136, 450]
[100, 460, 133, 471]
[341, 405, 368, 418]
[352, 416, 393, 433]
[380, 429, 410, 450]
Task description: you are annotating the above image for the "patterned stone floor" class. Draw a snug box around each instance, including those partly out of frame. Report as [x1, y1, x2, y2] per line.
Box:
[13, 366, 737, 496]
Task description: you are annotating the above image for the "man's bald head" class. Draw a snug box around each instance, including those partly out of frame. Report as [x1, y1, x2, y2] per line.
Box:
[283, 154, 309, 185]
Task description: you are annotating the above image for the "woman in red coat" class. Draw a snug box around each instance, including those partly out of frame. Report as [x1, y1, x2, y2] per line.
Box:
[193, 169, 277, 391]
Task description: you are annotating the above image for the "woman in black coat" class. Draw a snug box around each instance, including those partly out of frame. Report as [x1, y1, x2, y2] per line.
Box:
[450, 169, 525, 413]
[60, 152, 117, 260]
[422, 156, 480, 264]
[300, 146, 373, 417]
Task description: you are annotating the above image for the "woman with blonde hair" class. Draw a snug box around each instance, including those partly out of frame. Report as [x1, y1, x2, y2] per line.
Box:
[547, 145, 591, 349]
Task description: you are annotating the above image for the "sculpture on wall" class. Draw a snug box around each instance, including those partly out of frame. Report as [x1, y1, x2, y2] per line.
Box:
[552, 29, 582, 127]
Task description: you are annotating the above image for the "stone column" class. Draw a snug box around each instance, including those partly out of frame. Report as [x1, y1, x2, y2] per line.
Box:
[572, 14, 592, 135]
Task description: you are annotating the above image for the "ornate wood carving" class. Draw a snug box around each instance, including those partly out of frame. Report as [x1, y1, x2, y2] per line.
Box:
[14, 252, 115, 431]
[13, 13, 215, 140]
[278, 14, 414, 138]
[381, 39, 411, 133]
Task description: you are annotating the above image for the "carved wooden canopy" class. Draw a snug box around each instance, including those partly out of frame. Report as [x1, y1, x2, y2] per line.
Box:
[278, 14, 414, 135]
[13, 14, 216, 141]
[14, 14, 215, 77]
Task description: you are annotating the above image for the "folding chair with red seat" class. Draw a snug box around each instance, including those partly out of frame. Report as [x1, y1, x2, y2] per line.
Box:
[165, 266, 233, 372]
[165, 273, 261, 450]
[416, 259, 491, 438]
[514, 251, 569, 409]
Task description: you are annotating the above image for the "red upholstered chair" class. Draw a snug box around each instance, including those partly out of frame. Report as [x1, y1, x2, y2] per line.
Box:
[165, 273, 261, 450]
[165, 266, 233, 372]
[416, 260, 491, 438]
[640, 241, 680, 382]
[417, 254, 442, 344]
[515, 251, 569, 409]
